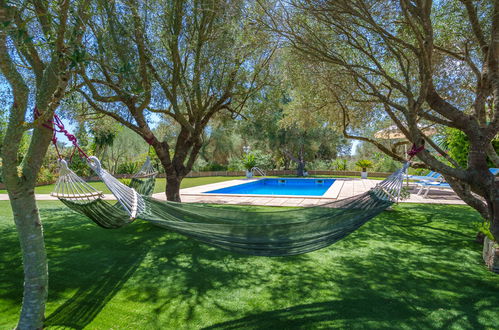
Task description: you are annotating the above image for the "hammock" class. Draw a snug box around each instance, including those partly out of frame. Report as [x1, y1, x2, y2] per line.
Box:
[128, 157, 158, 196]
[52, 157, 157, 229]
[52, 156, 409, 256]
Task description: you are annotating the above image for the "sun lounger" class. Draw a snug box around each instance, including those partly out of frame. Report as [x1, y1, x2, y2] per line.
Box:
[404, 171, 442, 182]
[417, 168, 498, 198]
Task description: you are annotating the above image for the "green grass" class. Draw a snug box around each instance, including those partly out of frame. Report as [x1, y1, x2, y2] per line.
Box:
[1, 201, 498, 329]
[0, 176, 245, 195]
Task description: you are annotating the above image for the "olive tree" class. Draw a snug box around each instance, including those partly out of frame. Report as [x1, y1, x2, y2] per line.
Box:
[0, 1, 90, 327]
[266, 0, 499, 240]
[78, 0, 274, 201]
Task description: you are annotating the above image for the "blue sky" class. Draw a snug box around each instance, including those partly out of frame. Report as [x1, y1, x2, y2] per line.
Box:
[56, 118, 75, 146]
[350, 140, 360, 156]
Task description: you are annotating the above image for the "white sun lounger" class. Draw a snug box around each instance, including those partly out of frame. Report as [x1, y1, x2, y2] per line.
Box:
[417, 168, 499, 198]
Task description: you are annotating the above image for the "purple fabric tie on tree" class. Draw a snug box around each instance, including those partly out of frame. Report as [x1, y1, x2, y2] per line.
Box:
[407, 143, 425, 160]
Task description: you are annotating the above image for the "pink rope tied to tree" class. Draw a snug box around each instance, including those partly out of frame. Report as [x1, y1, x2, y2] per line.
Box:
[407, 142, 425, 160]
[52, 114, 89, 160]
[145, 136, 154, 145]
[34, 106, 89, 160]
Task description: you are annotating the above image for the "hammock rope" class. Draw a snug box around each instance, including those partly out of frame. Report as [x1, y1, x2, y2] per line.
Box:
[128, 156, 158, 196]
[52, 156, 157, 227]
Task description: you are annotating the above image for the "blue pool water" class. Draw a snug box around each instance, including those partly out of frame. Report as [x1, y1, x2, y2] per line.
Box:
[206, 178, 335, 196]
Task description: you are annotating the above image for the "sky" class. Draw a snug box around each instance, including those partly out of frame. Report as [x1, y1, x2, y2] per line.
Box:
[350, 140, 360, 156]
[56, 118, 75, 146]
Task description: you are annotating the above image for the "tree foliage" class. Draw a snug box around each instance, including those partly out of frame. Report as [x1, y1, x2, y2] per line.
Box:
[0, 0, 91, 327]
[264, 0, 499, 239]
[445, 127, 499, 168]
[77, 0, 274, 201]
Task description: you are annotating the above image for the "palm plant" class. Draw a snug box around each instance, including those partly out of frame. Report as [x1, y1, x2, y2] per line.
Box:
[355, 159, 374, 172]
[242, 153, 257, 171]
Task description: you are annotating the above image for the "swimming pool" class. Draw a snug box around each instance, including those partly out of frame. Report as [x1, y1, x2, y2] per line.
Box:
[205, 178, 336, 196]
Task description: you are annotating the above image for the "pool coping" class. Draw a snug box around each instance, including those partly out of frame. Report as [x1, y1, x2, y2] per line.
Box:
[180, 177, 346, 199]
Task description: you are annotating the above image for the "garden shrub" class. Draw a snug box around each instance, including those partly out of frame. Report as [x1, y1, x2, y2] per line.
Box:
[242, 153, 257, 171]
[251, 150, 274, 170]
[331, 159, 348, 171]
[119, 178, 131, 186]
[227, 157, 244, 171]
[228, 150, 275, 171]
[446, 128, 469, 167]
[372, 157, 399, 172]
[192, 158, 208, 172]
[307, 159, 331, 170]
[200, 163, 228, 171]
[36, 166, 56, 185]
[69, 157, 91, 177]
[117, 161, 139, 174]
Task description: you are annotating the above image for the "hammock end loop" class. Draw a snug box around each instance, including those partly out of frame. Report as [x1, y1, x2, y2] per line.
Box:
[58, 158, 68, 168]
[87, 156, 102, 172]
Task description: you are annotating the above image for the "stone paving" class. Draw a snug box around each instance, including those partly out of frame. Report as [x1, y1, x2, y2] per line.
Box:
[0, 177, 466, 205]
[155, 178, 466, 206]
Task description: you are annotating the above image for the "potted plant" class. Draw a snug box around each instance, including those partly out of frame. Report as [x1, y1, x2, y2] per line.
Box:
[242, 153, 257, 178]
[355, 159, 373, 179]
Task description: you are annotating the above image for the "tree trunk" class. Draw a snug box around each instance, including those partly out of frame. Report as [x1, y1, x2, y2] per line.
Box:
[296, 161, 305, 177]
[490, 178, 499, 240]
[3, 115, 52, 328]
[153, 130, 203, 203]
[166, 174, 183, 202]
[9, 190, 48, 330]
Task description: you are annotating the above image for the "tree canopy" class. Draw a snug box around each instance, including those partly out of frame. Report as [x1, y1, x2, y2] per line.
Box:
[2, 1, 499, 327]
[74, 0, 275, 200]
[261, 0, 499, 238]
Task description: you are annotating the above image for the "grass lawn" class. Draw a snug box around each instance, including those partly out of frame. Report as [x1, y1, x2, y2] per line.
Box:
[1, 200, 498, 329]
[0, 176, 246, 195]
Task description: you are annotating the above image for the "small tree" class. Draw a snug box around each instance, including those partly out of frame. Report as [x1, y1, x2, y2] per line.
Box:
[332, 159, 348, 171]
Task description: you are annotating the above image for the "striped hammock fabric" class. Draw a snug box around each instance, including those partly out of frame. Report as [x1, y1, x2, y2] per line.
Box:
[53, 157, 409, 256]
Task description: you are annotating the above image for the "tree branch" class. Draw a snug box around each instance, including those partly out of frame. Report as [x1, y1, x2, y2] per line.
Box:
[461, 0, 488, 54]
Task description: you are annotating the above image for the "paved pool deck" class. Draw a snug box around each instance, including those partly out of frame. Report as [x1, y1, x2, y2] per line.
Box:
[156, 178, 466, 206]
[0, 177, 465, 206]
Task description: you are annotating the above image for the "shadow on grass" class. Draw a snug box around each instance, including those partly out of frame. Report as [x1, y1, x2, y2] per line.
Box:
[1, 202, 498, 329]
[201, 204, 499, 329]
[0, 204, 160, 329]
[203, 297, 414, 329]
[43, 248, 145, 328]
